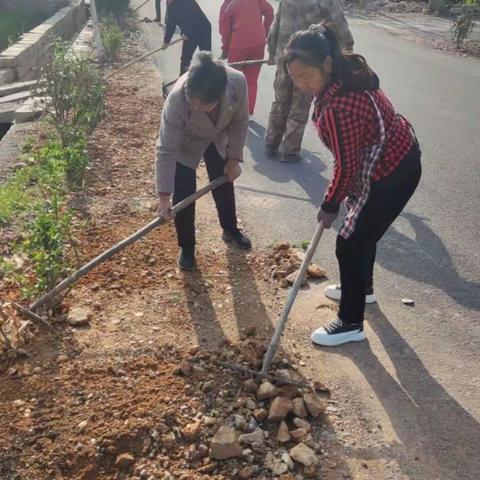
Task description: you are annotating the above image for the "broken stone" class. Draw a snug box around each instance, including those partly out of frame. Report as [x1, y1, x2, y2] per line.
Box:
[253, 408, 268, 422]
[285, 270, 308, 286]
[307, 264, 327, 278]
[77, 420, 88, 433]
[276, 420, 291, 443]
[182, 420, 201, 440]
[281, 452, 294, 470]
[279, 474, 295, 480]
[67, 308, 90, 327]
[239, 466, 254, 479]
[115, 453, 135, 470]
[210, 426, 242, 460]
[303, 393, 324, 418]
[289, 443, 318, 467]
[292, 397, 308, 418]
[293, 417, 311, 432]
[238, 429, 265, 446]
[160, 432, 176, 448]
[290, 428, 308, 440]
[271, 459, 289, 476]
[257, 381, 279, 400]
[268, 397, 292, 421]
[402, 298, 415, 306]
[243, 378, 258, 394]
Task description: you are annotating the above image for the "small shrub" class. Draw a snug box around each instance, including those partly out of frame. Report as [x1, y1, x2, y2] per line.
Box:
[101, 19, 123, 63]
[21, 195, 72, 296]
[451, 2, 479, 48]
[39, 41, 105, 145]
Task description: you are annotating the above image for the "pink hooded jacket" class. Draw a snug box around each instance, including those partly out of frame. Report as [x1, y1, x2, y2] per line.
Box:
[219, 0, 274, 52]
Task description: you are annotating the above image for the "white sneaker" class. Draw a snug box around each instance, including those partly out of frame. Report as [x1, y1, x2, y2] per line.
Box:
[249, 114, 254, 123]
[311, 318, 366, 347]
[324, 284, 377, 304]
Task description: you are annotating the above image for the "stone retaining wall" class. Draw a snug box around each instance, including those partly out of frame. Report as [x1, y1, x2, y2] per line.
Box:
[0, 0, 87, 84]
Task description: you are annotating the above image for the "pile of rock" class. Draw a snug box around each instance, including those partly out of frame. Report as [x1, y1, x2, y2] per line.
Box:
[207, 374, 325, 478]
[251, 242, 326, 288]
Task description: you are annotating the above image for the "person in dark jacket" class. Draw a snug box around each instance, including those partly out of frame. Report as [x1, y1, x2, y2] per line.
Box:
[285, 25, 422, 346]
[162, 0, 212, 74]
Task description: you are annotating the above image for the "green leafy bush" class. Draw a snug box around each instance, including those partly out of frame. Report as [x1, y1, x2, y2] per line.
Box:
[101, 19, 123, 63]
[21, 195, 72, 296]
[39, 41, 105, 145]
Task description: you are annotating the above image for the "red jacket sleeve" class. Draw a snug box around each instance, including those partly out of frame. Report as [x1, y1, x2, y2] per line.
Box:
[260, 0, 274, 36]
[320, 107, 364, 212]
[219, 1, 234, 52]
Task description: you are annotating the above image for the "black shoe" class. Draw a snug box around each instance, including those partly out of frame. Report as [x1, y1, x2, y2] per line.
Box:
[178, 250, 195, 271]
[222, 230, 252, 250]
[153, 16, 161, 23]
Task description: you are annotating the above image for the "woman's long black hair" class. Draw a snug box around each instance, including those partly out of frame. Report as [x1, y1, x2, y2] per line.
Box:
[285, 24, 377, 91]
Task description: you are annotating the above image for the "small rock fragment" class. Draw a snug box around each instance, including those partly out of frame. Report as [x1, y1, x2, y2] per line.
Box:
[243, 378, 258, 394]
[276, 420, 291, 443]
[67, 308, 90, 327]
[239, 466, 254, 479]
[182, 420, 201, 440]
[253, 408, 268, 422]
[303, 393, 324, 418]
[257, 381, 279, 400]
[293, 417, 311, 432]
[238, 429, 265, 446]
[289, 443, 318, 467]
[115, 453, 135, 470]
[268, 397, 292, 421]
[210, 426, 242, 460]
[290, 428, 308, 440]
[292, 397, 308, 418]
[281, 452, 294, 470]
[307, 264, 327, 278]
[401, 298, 415, 306]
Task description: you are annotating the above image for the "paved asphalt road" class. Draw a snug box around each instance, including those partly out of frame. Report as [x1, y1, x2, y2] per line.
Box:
[136, 1, 480, 477]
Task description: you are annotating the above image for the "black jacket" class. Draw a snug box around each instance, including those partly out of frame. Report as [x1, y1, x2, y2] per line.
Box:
[164, 0, 211, 44]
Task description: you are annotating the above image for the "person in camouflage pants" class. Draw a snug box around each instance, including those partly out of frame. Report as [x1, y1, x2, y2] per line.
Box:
[265, 0, 354, 161]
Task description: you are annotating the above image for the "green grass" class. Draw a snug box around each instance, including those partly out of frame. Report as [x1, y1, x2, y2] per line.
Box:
[0, 10, 47, 51]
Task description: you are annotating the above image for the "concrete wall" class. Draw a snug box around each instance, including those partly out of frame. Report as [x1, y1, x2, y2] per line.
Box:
[0, 0, 68, 17]
[0, 0, 87, 84]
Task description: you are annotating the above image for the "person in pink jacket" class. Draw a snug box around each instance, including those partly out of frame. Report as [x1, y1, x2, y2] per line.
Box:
[220, 0, 274, 117]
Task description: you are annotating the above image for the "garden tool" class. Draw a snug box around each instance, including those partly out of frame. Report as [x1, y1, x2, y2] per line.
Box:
[21, 176, 227, 314]
[105, 35, 183, 79]
[220, 221, 326, 384]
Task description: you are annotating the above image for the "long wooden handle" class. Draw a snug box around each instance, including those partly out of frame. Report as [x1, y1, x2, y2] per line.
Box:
[29, 176, 228, 311]
[105, 36, 183, 79]
[228, 59, 269, 68]
[132, 0, 151, 14]
[260, 222, 325, 374]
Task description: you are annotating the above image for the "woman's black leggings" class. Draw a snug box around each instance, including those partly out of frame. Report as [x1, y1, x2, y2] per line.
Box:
[337, 144, 422, 325]
[173, 144, 238, 253]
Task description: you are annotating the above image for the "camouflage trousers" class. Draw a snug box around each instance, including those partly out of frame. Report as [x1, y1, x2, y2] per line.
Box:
[265, 60, 313, 155]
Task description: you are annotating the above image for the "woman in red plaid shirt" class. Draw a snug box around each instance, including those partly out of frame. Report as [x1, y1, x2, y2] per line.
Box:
[285, 25, 422, 346]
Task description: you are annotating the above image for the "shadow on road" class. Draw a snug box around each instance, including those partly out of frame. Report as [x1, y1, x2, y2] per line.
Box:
[378, 212, 480, 311]
[320, 306, 480, 480]
[244, 122, 329, 208]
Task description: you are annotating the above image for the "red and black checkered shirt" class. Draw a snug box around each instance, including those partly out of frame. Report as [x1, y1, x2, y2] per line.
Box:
[314, 80, 414, 215]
